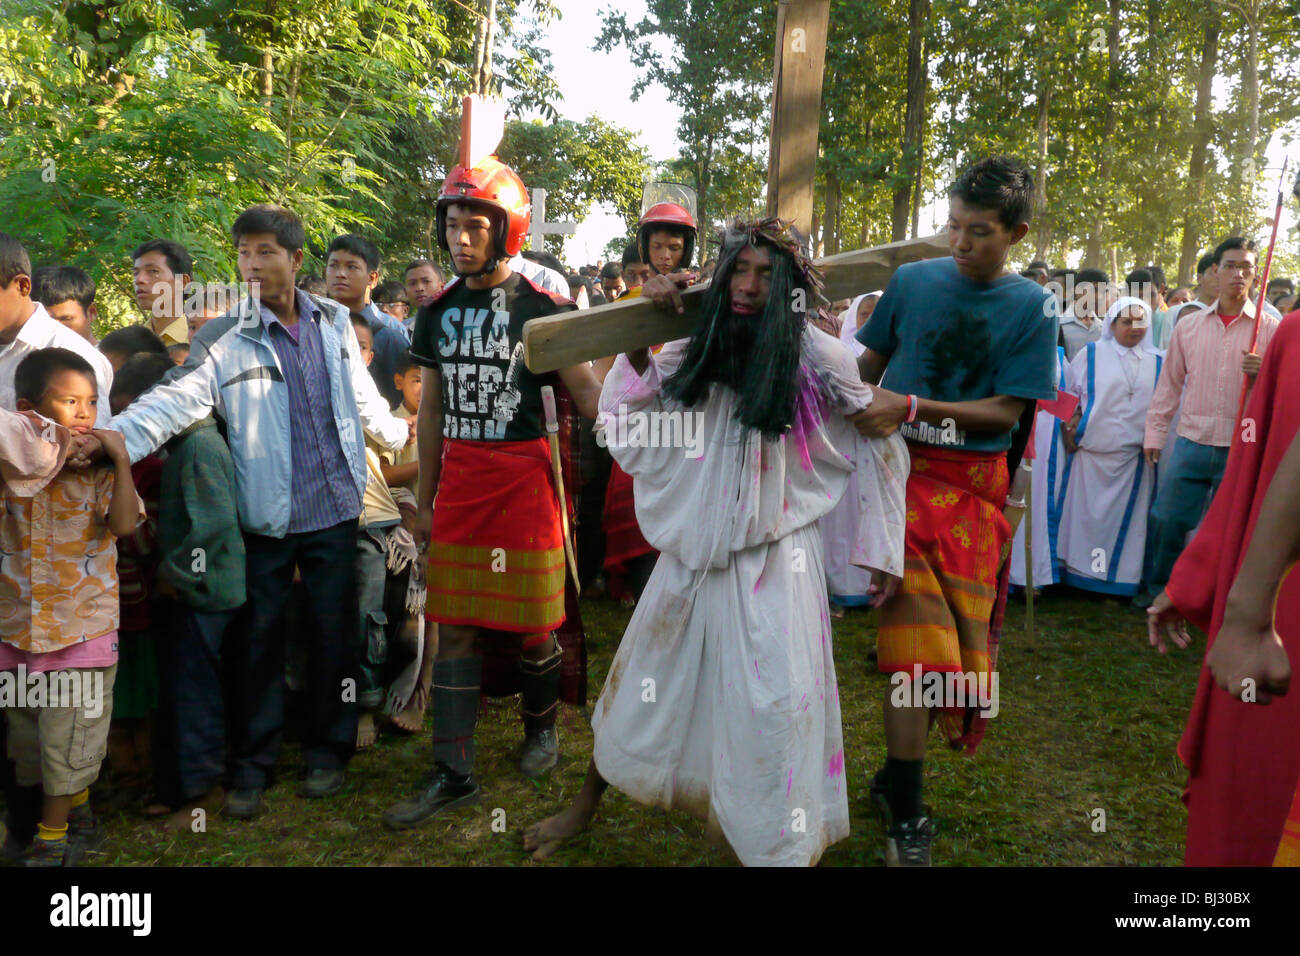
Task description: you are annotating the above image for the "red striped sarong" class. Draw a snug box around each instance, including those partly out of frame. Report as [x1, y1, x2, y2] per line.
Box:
[602, 461, 656, 595]
[877, 443, 1011, 753]
[427, 438, 566, 633]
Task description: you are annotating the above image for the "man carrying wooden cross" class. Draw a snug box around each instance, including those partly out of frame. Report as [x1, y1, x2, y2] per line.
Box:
[382, 153, 604, 829]
[849, 156, 1059, 866]
[524, 217, 908, 865]
[596, 201, 700, 606]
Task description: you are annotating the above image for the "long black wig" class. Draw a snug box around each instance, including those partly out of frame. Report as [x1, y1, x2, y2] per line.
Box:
[661, 218, 824, 440]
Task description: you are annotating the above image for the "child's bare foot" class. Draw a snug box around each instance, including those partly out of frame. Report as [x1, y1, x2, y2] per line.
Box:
[522, 801, 598, 861]
[389, 680, 428, 734]
[829, 604, 845, 619]
[356, 711, 379, 750]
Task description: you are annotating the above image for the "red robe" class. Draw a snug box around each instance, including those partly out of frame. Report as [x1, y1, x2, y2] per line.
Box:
[1167, 312, 1300, 866]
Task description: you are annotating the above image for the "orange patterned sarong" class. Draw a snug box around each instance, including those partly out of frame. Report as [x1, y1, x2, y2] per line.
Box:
[877, 444, 1011, 750]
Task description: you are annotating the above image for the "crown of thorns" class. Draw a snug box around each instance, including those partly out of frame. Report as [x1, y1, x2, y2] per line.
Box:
[719, 216, 825, 302]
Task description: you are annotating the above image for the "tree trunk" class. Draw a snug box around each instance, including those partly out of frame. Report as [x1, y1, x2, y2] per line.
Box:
[892, 0, 929, 242]
[696, 134, 714, 265]
[1232, 1, 1260, 234]
[1033, 72, 1051, 258]
[261, 47, 273, 110]
[825, 171, 841, 255]
[1177, 20, 1219, 285]
[1083, 0, 1121, 270]
[473, 0, 497, 95]
[910, 106, 926, 239]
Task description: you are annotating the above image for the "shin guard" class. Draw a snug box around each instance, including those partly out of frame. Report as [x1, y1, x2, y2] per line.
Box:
[431, 657, 481, 777]
[519, 649, 562, 735]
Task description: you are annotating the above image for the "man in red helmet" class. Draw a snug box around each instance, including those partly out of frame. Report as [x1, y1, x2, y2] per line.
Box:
[639, 203, 697, 277]
[383, 156, 605, 830]
[593, 203, 702, 606]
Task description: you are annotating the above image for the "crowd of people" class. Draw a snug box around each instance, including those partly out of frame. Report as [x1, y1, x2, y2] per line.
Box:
[969, 238, 1288, 607]
[0, 144, 1296, 868]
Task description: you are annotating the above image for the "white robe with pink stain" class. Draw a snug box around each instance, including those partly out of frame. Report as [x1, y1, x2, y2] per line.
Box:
[593, 326, 907, 866]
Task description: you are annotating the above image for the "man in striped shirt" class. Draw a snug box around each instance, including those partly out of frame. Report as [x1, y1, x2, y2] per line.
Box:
[1139, 237, 1280, 605]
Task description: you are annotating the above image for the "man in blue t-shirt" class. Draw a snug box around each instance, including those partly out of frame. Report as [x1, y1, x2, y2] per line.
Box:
[850, 156, 1058, 867]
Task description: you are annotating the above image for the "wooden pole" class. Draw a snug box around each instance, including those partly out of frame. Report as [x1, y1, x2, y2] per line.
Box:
[766, 0, 831, 239]
[1024, 477, 1035, 641]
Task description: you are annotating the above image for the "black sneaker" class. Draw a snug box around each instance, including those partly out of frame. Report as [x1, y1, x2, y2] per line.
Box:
[222, 788, 265, 820]
[300, 768, 345, 799]
[886, 816, 934, 867]
[382, 766, 481, 830]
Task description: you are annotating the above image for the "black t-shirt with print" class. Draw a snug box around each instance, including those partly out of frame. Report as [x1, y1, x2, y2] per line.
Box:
[409, 272, 573, 441]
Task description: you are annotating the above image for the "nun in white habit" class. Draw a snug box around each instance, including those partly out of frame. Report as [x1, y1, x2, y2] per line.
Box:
[1009, 343, 1069, 590]
[1056, 296, 1164, 596]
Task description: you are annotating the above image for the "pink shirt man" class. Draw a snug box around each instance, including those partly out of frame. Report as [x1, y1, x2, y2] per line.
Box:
[1145, 299, 1280, 451]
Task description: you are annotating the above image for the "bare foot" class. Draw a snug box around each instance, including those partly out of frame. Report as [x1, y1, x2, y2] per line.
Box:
[522, 802, 597, 861]
[829, 604, 845, 620]
[389, 680, 428, 734]
[356, 710, 379, 750]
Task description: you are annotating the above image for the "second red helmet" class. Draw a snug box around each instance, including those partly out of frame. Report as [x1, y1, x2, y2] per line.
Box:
[638, 202, 697, 271]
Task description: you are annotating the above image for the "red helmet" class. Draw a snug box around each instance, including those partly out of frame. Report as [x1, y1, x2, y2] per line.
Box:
[436, 156, 531, 262]
[638, 202, 697, 271]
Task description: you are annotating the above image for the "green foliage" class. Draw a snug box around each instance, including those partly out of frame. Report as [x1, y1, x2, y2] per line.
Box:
[4, 0, 1299, 331]
[596, 0, 775, 255]
[811, 0, 1300, 281]
[499, 114, 653, 256]
[0, 0, 567, 328]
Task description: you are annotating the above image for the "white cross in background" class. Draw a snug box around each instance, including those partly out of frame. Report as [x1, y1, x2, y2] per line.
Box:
[528, 187, 576, 252]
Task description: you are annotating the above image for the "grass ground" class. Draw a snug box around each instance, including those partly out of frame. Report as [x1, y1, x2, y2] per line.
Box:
[77, 587, 1200, 866]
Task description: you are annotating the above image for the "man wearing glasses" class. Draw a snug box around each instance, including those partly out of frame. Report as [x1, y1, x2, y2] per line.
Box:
[1138, 236, 1281, 606]
[374, 280, 410, 327]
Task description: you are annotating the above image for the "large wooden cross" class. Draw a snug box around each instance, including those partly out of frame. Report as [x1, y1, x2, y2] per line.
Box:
[522, 0, 948, 374]
[767, 0, 831, 236]
[523, 233, 948, 372]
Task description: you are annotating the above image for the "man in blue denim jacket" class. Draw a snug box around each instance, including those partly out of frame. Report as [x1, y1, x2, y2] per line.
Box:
[71, 204, 411, 819]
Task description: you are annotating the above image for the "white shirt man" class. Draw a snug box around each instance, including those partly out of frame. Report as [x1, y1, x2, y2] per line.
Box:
[0, 301, 114, 426]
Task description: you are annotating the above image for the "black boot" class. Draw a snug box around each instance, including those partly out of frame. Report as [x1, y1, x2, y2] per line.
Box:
[1, 783, 42, 865]
[518, 649, 561, 777]
[382, 658, 482, 830]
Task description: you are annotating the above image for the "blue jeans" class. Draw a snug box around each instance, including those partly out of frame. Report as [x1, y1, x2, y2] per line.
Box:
[152, 600, 240, 806]
[228, 519, 359, 790]
[1142, 437, 1230, 595]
